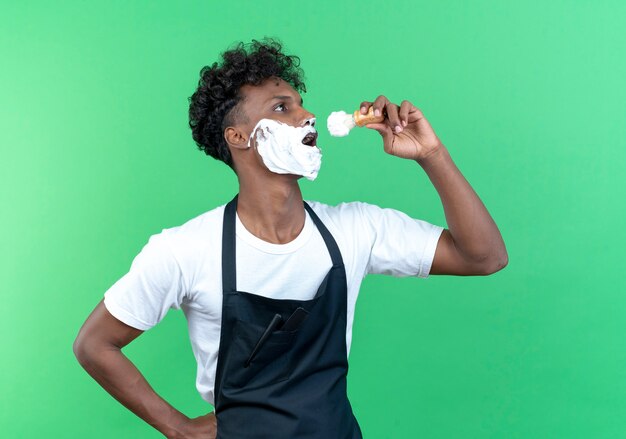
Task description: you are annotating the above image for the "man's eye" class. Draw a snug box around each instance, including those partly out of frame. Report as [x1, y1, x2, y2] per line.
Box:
[274, 103, 286, 112]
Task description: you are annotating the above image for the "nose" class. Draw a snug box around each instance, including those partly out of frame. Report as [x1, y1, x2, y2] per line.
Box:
[297, 104, 316, 127]
[301, 115, 316, 128]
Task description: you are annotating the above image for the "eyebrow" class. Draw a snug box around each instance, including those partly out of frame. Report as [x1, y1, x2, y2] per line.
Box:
[268, 95, 304, 105]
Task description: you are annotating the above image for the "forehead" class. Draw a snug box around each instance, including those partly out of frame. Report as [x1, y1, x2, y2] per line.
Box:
[239, 77, 299, 104]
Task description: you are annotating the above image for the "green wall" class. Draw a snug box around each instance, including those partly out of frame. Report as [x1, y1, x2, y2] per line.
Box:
[2, 1, 625, 437]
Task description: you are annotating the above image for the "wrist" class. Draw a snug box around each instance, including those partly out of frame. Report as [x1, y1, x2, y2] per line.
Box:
[416, 143, 448, 167]
[160, 411, 191, 439]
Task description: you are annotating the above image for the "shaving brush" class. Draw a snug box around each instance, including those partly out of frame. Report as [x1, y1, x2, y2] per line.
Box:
[327, 107, 385, 137]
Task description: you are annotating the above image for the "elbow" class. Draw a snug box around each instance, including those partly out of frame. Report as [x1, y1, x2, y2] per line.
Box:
[465, 245, 508, 276]
[480, 252, 509, 275]
[73, 333, 98, 369]
[73, 335, 88, 367]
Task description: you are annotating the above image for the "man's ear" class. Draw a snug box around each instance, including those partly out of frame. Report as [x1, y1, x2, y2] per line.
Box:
[224, 126, 250, 151]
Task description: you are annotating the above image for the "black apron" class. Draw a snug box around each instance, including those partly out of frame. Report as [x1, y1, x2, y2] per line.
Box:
[213, 195, 363, 439]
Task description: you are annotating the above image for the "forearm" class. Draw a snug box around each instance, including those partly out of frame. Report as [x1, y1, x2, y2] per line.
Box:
[417, 145, 507, 265]
[75, 344, 188, 438]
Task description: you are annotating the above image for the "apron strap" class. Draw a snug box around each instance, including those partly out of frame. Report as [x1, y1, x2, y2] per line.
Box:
[303, 202, 344, 268]
[221, 195, 239, 292]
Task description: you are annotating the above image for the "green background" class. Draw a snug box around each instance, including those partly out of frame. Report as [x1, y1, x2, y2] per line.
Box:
[2, 0, 625, 437]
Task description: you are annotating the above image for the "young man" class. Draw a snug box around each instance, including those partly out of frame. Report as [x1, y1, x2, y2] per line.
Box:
[74, 39, 507, 438]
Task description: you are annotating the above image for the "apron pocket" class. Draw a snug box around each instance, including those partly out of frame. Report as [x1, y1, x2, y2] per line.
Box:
[224, 319, 295, 388]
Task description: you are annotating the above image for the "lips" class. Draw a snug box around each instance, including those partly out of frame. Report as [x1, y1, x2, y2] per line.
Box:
[301, 132, 318, 147]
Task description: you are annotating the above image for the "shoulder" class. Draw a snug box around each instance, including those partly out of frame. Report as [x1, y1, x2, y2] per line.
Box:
[305, 199, 381, 220]
[146, 203, 227, 268]
[305, 199, 393, 229]
[305, 199, 442, 243]
[161, 204, 226, 240]
[303, 200, 390, 246]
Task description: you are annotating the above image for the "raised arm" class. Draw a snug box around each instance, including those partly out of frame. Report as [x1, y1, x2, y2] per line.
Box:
[417, 146, 508, 276]
[360, 96, 508, 276]
[73, 300, 216, 438]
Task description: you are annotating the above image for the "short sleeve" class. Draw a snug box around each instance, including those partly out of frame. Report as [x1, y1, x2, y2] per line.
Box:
[360, 203, 445, 278]
[103, 232, 186, 330]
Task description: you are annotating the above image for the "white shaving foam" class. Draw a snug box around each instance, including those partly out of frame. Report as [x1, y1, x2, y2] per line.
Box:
[247, 118, 322, 181]
[327, 111, 356, 137]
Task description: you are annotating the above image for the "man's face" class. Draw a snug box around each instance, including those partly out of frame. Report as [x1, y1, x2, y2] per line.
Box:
[238, 77, 316, 143]
[225, 76, 321, 179]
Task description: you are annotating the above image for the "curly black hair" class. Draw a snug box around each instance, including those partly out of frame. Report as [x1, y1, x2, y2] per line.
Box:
[188, 38, 307, 170]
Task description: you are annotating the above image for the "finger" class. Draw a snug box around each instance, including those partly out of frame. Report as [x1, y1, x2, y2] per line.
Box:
[372, 95, 389, 118]
[385, 103, 403, 133]
[359, 101, 373, 115]
[399, 100, 412, 127]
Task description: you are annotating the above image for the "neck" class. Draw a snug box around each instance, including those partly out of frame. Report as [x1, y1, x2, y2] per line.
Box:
[236, 174, 305, 244]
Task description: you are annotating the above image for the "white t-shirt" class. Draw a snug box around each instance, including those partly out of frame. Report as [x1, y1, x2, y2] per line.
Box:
[103, 200, 444, 405]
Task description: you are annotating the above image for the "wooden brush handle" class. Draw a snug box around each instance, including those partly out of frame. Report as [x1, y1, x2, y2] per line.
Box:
[353, 106, 385, 126]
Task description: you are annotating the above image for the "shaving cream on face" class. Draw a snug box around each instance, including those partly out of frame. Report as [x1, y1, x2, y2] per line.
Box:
[247, 118, 322, 181]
